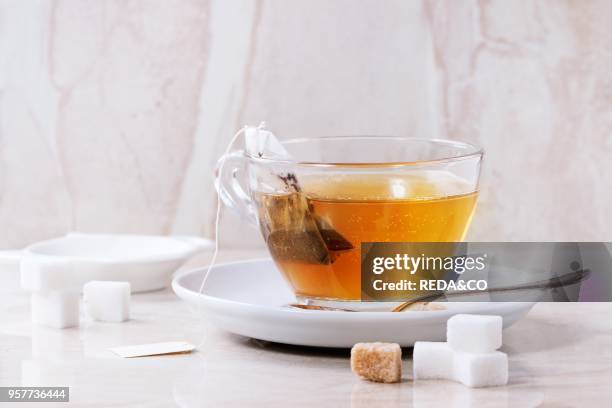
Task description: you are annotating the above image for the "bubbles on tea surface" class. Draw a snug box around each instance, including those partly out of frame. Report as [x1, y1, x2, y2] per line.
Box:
[299, 171, 473, 201]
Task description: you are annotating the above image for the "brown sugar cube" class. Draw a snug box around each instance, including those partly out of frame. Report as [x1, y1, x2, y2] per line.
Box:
[351, 342, 402, 383]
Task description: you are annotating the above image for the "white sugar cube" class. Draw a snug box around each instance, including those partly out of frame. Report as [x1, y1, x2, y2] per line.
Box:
[413, 341, 454, 380]
[453, 351, 508, 388]
[447, 314, 502, 353]
[31, 291, 80, 329]
[413, 314, 509, 388]
[83, 281, 130, 322]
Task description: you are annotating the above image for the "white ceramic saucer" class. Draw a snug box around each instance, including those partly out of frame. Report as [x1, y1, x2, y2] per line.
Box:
[172, 259, 536, 347]
[1, 233, 214, 293]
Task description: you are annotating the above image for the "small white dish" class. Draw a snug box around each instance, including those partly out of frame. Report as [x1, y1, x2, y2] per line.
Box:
[172, 259, 536, 348]
[3, 233, 213, 293]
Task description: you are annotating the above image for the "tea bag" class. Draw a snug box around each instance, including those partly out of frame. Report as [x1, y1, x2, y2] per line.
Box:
[257, 191, 331, 264]
[245, 125, 352, 264]
[245, 124, 290, 160]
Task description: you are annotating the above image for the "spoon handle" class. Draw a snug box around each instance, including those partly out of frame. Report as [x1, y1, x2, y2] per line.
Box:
[392, 268, 590, 312]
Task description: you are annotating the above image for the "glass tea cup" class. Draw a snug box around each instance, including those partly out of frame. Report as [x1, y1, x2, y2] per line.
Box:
[216, 136, 483, 309]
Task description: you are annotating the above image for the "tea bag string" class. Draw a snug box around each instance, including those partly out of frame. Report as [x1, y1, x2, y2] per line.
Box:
[198, 122, 268, 296]
[195, 124, 263, 349]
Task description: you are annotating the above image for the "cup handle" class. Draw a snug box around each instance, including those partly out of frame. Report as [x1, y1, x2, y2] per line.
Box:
[215, 151, 258, 226]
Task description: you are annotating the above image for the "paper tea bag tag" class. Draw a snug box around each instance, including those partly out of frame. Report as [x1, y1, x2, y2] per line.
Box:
[245, 126, 291, 159]
[244, 124, 298, 192]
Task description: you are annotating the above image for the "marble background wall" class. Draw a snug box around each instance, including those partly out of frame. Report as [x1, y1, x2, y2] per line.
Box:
[0, 0, 610, 249]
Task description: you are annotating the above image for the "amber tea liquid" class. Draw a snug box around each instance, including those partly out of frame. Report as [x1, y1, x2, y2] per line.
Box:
[257, 172, 478, 302]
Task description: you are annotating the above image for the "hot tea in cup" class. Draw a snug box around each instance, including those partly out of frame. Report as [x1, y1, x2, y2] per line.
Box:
[217, 135, 482, 308]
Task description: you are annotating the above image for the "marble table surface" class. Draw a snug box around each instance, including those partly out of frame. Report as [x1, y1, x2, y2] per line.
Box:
[1, 250, 611, 407]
